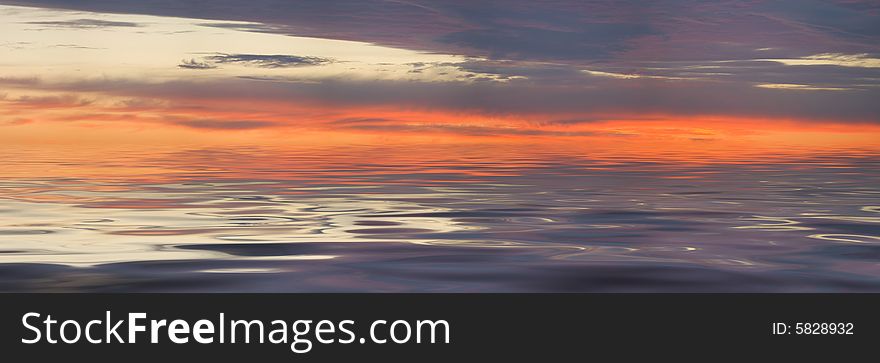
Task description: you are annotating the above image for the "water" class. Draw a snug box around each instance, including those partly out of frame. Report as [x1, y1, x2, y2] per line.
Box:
[1, 143, 879, 291]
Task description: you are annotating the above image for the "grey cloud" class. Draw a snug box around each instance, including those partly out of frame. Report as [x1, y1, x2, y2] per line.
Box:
[178, 58, 217, 69]
[53, 44, 104, 49]
[451, 60, 586, 83]
[757, 0, 880, 38]
[623, 60, 880, 90]
[204, 53, 333, 68]
[3, 1, 880, 123]
[25, 18, 141, 28]
[197, 22, 285, 34]
[0, 76, 40, 86]
[0, 1, 665, 62]
[6, 0, 879, 64]
[6, 75, 878, 122]
[440, 23, 655, 61]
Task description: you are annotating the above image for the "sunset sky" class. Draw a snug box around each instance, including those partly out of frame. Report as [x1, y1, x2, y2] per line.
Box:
[1, 1, 879, 151]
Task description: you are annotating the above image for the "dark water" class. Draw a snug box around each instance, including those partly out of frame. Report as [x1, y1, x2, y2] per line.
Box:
[1, 144, 879, 291]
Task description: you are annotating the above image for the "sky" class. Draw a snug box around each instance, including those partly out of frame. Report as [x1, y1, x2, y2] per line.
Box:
[1, 1, 879, 150]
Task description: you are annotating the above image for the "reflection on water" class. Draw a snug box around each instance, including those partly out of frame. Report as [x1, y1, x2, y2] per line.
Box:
[1, 143, 879, 291]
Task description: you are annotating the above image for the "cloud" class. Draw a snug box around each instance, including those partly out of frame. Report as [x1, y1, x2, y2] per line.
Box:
[754, 83, 854, 91]
[0, 41, 32, 49]
[3, 75, 878, 123]
[52, 43, 104, 50]
[2, 1, 879, 125]
[172, 119, 277, 130]
[330, 117, 399, 125]
[338, 121, 602, 137]
[0, 93, 93, 108]
[204, 53, 333, 68]
[541, 116, 667, 125]
[439, 23, 655, 61]
[197, 22, 285, 34]
[756, 0, 880, 38]
[581, 69, 687, 81]
[578, 59, 880, 91]
[177, 53, 333, 70]
[328, 114, 628, 138]
[25, 18, 141, 28]
[178, 58, 217, 70]
[2, 118, 33, 126]
[0, 76, 40, 86]
[762, 53, 880, 68]
[8, 0, 876, 61]
[581, 69, 641, 80]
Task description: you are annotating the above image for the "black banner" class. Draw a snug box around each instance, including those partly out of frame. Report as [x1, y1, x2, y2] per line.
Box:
[1, 294, 875, 361]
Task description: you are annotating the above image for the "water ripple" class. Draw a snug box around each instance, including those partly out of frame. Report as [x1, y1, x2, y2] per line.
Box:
[0, 144, 879, 291]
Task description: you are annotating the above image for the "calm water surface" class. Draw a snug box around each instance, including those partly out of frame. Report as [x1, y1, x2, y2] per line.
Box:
[1, 143, 878, 291]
